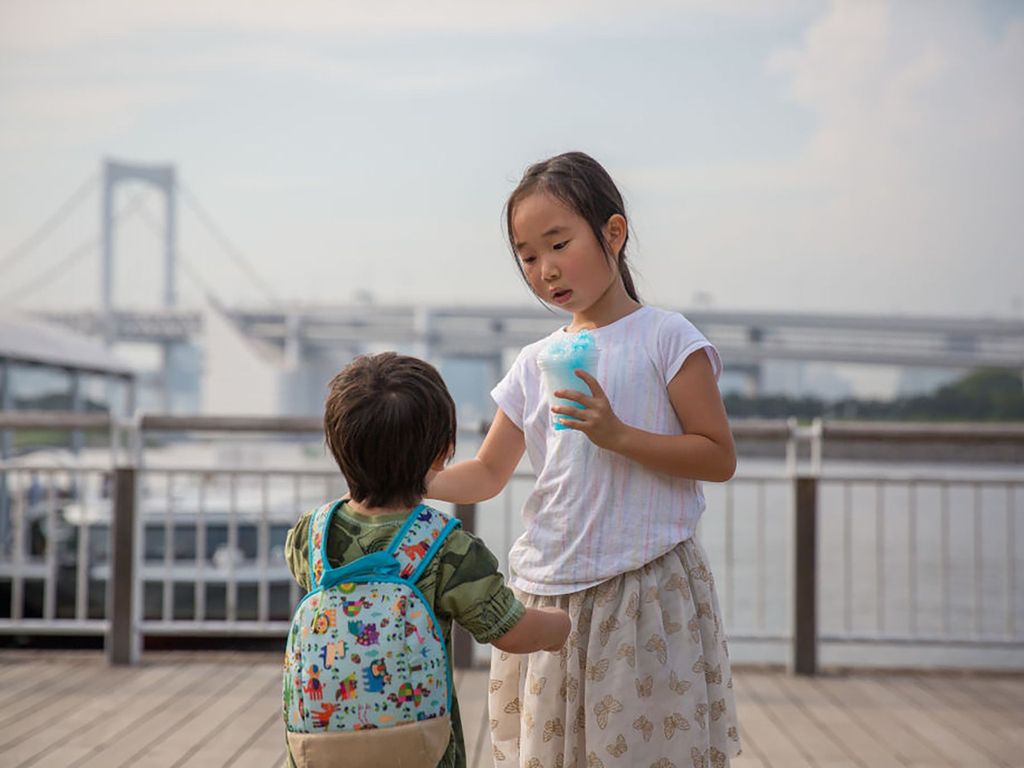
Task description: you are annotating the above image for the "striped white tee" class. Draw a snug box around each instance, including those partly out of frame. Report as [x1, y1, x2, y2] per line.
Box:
[491, 305, 722, 596]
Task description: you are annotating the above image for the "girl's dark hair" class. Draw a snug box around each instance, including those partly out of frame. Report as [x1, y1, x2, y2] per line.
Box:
[504, 151, 640, 302]
[324, 353, 456, 509]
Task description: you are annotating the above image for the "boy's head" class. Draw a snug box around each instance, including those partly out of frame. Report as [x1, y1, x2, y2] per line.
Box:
[324, 352, 456, 509]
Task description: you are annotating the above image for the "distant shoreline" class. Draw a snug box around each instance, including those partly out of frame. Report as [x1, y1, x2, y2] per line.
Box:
[735, 436, 1024, 465]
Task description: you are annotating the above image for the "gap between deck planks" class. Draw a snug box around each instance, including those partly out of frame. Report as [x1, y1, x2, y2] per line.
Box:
[1, 653, 1021, 768]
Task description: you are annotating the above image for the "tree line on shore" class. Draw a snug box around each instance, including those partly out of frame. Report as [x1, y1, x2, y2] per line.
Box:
[724, 368, 1024, 421]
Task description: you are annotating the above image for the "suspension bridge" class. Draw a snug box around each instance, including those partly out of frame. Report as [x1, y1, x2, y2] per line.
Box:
[2, 159, 1022, 413]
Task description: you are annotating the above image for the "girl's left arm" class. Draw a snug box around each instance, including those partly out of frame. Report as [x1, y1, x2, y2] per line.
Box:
[552, 350, 736, 482]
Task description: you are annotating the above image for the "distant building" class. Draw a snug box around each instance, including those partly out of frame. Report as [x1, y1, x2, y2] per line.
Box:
[0, 314, 135, 566]
[0, 312, 136, 450]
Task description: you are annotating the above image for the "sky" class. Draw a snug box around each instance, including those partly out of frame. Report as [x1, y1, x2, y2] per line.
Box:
[1, 0, 1023, 321]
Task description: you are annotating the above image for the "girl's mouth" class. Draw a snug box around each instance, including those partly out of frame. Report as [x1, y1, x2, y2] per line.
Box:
[552, 289, 573, 305]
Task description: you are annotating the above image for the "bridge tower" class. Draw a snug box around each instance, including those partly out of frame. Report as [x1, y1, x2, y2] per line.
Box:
[101, 159, 178, 409]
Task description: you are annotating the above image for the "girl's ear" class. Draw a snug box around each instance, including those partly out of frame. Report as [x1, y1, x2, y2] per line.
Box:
[603, 213, 627, 257]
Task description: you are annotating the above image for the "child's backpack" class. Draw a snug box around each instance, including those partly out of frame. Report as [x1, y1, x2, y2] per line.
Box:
[284, 500, 461, 768]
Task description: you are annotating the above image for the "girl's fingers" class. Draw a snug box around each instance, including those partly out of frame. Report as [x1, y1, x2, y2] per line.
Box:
[552, 389, 589, 404]
[551, 405, 588, 417]
[573, 369, 607, 399]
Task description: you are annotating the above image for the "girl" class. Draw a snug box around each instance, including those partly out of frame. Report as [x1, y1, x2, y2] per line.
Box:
[427, 152, 740, 767]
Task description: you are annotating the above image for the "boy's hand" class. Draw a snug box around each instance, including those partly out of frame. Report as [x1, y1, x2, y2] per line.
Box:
[491, 605, 572, 654]
[541, 607, 572, 652]
[552, 370, 627, 451]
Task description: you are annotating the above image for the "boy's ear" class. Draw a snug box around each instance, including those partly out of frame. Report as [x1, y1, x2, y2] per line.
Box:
[429, 443, 453, 472]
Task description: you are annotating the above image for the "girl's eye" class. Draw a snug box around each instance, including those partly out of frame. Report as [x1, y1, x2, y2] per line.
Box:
[552, 240, 569, 251]
[520, 255, 536, 265]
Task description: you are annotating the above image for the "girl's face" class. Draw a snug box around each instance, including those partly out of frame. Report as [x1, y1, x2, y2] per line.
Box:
[511, 192, 623, 315]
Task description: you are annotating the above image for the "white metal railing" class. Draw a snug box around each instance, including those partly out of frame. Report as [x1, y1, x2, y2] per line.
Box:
[814, 474, 1022, 646]
[134, 467, 342, 637]
[0, 412, 1022, 672]
[0, 466, 111, 635]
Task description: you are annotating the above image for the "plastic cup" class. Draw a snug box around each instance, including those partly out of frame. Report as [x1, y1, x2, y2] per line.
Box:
[537, 331, 600, 431]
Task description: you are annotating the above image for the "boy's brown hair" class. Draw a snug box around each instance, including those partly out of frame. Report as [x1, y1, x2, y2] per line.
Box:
[324, 352, 456, 509]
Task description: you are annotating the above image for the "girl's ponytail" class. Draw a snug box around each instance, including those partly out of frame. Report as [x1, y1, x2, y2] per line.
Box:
[617, 252, 639, 303]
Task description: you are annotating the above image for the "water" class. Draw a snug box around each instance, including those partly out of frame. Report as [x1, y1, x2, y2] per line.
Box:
[457, 450, 1024, 670]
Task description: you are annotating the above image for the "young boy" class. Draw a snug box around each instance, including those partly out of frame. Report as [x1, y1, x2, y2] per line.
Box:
[284, 352, 570, 768]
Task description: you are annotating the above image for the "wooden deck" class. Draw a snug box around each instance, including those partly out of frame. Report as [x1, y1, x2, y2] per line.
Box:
[2, 652, 1022, 768]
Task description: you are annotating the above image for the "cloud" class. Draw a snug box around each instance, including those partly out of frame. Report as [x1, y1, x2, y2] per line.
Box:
[769, 2, 1024, 186]
[632, 0, 1024, 316]
[0, 0, 811, 54]
[0, 82, 194, 151]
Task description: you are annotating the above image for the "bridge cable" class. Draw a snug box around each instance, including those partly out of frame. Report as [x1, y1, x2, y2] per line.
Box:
[133, 199, 222, 305]
[0, 173, 99, 274]
[177, 182, 281, 306]
[0, 191, 148, 306]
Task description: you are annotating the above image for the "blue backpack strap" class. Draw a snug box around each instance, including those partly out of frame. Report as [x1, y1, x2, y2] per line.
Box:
[307, 500, 343, 590]
[387, 504, 461, 583]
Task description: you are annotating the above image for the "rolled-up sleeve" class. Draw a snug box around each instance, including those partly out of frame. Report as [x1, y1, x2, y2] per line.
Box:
[435, 531, 525, 644]
[284, 513, 313, 593]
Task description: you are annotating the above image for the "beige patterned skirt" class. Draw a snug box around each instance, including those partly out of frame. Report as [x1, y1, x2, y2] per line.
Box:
[488, 537, 741, 768]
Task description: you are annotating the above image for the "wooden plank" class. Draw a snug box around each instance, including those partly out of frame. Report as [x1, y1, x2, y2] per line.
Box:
[6, 655, 1023, 768]
[0, 667, 143, 753]
[0, 662, 106, 727]
[2, 663, 180, 767]
[0, 656, 45, 688]
[771, 674, 905, 768]
[915, 675, 1024, 753]
[729, 679, 782, 768]
[32, 662, 233, 768]
[173, 668, 283, 768]
[124, 665, 279, 767]
[989, 676, 1024, 711]
[884, 676, 1016, 768]
[212, 658, 284, 767]
[0, 663, 137, 747]
[732, 672, 814, 768]
[730, 678, 776, 767]
[0, 660, 72, 711]
[986, 674, 1024, 752]
[67, 663, 251, 768]
[855, 676, 998, 767]
[222, 709, 287, 768]
[456, 668, 489, 768]
[817, 676, 953, 768]
[747, 672, 859, 767]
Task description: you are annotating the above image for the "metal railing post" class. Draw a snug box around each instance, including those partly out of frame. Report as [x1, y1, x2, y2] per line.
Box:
[793, 473, 818, 675]
[810, 417, 824, 476]
[107, 466, 138, 665]
[785, 417, 798, 476]
[452, 502, 476, 669]
[0, 360, 11, 557]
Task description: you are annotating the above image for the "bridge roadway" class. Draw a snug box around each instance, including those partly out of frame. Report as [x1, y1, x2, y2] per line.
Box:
[39, 305, 1024, 371]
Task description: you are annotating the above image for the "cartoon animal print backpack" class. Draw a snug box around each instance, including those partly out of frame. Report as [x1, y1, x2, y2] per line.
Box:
[283, 500, 461, 768]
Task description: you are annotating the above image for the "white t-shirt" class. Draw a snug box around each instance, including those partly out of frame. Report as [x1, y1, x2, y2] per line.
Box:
[491, 305, 722, 596]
